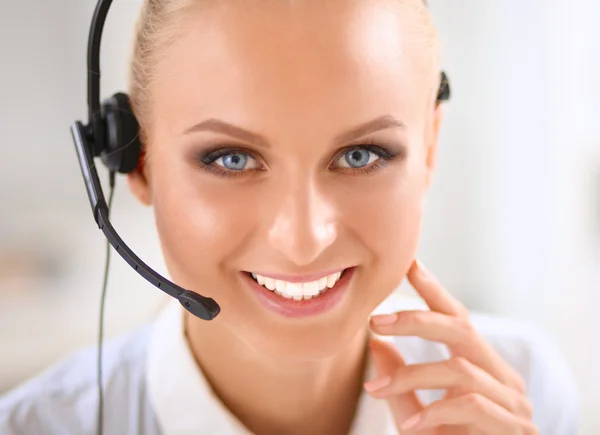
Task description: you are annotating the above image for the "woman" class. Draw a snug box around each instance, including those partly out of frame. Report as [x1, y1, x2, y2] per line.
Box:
[0, 0, 578, 434]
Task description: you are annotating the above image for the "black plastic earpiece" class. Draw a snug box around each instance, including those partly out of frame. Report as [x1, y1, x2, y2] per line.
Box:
[100, 92, 142, 174]
[437, 71, 451, 103]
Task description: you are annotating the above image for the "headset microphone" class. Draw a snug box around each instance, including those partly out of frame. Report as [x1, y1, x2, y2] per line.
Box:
[70, 0, 220, 322]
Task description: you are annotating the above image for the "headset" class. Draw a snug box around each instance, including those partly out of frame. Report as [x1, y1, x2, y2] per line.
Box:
[70, 1, 451, 434]
[70, 0, 221, 322]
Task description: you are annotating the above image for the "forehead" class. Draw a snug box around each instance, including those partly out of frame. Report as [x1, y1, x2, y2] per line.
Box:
[151, 0, 429, 140]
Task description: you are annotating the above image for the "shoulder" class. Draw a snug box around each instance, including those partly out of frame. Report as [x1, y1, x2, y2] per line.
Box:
[378, 293, 580, 435]
[0, 324, 156, 435]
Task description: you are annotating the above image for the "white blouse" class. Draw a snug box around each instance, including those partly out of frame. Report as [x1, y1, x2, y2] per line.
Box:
[0, 293, 580, 434]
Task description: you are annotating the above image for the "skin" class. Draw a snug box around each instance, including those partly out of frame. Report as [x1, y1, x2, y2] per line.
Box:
[366, 261, 538, 434]
[128, 0, 537, 433]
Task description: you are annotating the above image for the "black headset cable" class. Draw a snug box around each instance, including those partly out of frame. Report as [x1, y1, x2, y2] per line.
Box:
[97, 170, 115, 435]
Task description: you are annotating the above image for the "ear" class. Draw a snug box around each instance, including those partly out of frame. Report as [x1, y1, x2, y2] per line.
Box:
[127, 151, 152, 206]
[424, 103, 445, 189]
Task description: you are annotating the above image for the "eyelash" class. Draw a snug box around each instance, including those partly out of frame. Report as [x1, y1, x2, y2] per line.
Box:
[195, 139, 399, 178]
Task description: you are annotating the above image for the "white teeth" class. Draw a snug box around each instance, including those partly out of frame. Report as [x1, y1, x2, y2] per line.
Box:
[264, 277, 276, 291]
[275, 279, 287, 293]
[302, 280, 320, 295]
[326, 272, 340, 288]
[275, 289, 292, 299]
[250, 269, 347, 299]
[318, 277, 327, 290]
[286, 283, 303, 296]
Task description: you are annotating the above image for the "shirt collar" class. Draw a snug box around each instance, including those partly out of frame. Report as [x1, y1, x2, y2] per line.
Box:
[146, 298, 401, 435]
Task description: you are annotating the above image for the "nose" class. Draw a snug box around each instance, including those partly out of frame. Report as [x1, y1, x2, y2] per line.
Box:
[267, 180, 337, 267]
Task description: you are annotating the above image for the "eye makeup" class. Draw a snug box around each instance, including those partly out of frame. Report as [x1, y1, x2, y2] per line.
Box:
[189, 138, 407, 178]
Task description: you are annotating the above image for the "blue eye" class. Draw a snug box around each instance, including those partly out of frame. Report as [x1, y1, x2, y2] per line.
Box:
[214, 152, 259, 171]
[337, 148, 380, 169]
[197, 143, 399, 178]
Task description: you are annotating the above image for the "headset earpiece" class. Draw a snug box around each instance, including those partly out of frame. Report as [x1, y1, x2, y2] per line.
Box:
[100, 92, 142, 174]
[436, 71, 451, 103]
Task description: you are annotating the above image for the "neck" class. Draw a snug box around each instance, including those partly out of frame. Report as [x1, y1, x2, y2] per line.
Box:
[185, 315, 371, 435]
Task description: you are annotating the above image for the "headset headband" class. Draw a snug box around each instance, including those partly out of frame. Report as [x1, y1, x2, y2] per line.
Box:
[87, 0, 111, 155]
[86, 0, 449, 145]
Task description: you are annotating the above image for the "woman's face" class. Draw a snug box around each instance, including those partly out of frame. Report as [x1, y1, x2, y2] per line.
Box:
[129, 0, 443, 360]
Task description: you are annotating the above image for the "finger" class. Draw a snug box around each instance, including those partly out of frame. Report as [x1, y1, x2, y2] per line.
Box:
[370, 310, 471, 347]
[400, 394, 539, 435]
[365, 339, 424, 426]
[366, 357, 532, 418]
[370, 310, 528, 394]
[407, 259, 468, 317]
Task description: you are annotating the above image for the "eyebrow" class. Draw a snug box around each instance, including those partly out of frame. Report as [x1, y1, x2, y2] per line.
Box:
[182, 115, 405, 148]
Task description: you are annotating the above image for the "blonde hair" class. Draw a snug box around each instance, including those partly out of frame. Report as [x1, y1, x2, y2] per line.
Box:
[128, 0, 441, 144]
[128, 0, 195, 144]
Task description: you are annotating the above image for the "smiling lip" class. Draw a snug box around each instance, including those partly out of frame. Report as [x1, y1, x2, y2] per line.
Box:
[246, 268, 348, 283]
[241, 266, 356, 318]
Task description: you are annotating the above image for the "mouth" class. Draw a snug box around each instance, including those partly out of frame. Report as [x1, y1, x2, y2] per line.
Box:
[241, 267, 356, 318]
[243, 268, 350, 300]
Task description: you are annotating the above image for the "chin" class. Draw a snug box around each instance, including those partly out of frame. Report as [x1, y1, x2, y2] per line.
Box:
[230, 307, 369, 362]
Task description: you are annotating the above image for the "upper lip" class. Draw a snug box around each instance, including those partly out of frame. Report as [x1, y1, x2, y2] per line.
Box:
[245, 267, 351, 283]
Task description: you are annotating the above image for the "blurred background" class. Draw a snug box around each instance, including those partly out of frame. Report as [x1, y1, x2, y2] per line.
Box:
[0, 0, 598, 432]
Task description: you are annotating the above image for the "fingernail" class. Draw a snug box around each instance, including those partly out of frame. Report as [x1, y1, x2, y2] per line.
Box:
[370, 313, 397, 325]
[363, 376, 392, 392]
[400, 414, 421, 431]
[416, 260, 429, 276]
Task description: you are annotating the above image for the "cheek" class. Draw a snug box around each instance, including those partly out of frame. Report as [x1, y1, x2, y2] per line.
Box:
[150, 162, 249, 295]
[343, 169, 425, 305]
[368, 187, 423, 266]
[373, 192, 423, 290]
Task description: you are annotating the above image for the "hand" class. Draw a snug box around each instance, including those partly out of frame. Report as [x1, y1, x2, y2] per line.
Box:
[363, 260, 538, 434]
